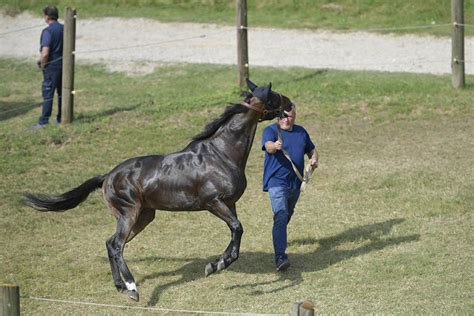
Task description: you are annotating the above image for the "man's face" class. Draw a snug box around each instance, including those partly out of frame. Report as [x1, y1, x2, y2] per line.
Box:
[278, 109, 296, 131]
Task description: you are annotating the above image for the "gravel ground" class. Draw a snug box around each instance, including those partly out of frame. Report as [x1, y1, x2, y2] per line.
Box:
[1, 12, 473, 75]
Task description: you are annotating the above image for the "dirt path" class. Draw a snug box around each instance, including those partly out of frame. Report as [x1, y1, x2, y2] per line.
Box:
[1, 12, 472, 75]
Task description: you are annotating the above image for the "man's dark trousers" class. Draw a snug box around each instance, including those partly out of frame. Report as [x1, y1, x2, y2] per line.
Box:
[39, 66, 62, 125]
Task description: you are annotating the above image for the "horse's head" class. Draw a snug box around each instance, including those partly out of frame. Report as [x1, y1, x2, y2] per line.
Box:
[245, 79, 294, 121]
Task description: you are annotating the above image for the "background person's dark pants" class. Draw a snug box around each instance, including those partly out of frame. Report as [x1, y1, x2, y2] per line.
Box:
[39, 67, 62, 125]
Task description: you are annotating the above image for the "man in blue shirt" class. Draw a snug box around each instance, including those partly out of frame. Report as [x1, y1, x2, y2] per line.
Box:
[262, 104, 318, 271]
[32, 5, 64, 129]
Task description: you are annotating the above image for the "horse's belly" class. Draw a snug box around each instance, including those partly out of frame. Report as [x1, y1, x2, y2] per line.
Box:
[142, 186, 203, 211]
[140, 164, 245, 211]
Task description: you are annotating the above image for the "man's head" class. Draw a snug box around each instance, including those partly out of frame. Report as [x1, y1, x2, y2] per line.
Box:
[278, 104, 296, 131]
[43, 5, 59, 22]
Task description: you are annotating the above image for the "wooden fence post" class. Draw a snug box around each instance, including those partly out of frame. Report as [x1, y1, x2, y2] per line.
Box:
[236, 0, 249, 88]
[451, 0, 465, 88]
[1, 284, 20, 316]
[62, 7, 76, 123]
[292, 300, 315, 316]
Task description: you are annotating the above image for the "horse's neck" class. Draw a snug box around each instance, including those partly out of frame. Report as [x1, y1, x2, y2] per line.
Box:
[211, 111, 259, 168]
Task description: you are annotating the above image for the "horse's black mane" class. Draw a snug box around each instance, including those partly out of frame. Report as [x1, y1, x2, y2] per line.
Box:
[191, 102, 250, 141]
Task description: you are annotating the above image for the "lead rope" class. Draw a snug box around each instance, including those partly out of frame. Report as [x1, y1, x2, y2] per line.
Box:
[277, 124, 314, 192]
[277, 124, 305, 182]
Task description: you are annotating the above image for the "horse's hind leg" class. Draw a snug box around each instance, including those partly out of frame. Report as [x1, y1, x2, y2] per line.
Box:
[106, 210, 154, 295]
[106, 207, 148, 301]
[109, 208, 156, 301]
[106, 235, 126, 293]
[205, 199, 243, 276]
[127, 208, 156, 243]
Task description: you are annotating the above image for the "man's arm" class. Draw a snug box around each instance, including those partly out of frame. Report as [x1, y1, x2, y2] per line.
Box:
[308, 147, 319, 169]
[264, 140, 282, 154]
[40, 46, 50, 69]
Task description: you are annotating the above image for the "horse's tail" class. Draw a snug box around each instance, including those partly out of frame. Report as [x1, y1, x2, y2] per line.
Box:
[23, 175, 106, 212]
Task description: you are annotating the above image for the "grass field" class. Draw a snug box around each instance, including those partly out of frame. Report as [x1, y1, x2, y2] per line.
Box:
[1, 0, 473, 36]
[0, 58, 473, 314]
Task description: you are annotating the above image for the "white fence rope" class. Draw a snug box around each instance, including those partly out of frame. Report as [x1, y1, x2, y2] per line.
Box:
[24, 296, 286, 316]
[2, 20, 468, 37]
[0, 24, 43, 36]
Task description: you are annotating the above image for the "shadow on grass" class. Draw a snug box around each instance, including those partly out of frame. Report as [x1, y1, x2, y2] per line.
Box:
[0, 101, 39, 122]
[465, 82, 474, 90]
[137, 218, 419, 306]
[291, 69, 329, 83]
[75, 103, 141, 123]
[271, 69, 329, 87]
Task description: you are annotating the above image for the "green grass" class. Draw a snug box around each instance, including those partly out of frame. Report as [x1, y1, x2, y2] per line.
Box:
[0, 58, 473, 314]
[2, 0, 473, 36]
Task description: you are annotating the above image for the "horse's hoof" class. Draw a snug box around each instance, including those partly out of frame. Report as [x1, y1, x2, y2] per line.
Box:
[216, 259, 226, 272]
[205, 262, 216, 277]
[126, 290, 139, 302]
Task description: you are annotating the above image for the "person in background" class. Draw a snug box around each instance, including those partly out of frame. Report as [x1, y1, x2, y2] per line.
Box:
[32, 5, 63, 130]
[261, 104, 318, 271]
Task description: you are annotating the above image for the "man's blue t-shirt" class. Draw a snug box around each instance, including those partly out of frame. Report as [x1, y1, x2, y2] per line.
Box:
[261, 123, 315, 191]
[40, 21, 64, 70]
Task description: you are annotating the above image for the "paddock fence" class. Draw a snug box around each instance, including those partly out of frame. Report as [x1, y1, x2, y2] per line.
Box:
[2, 284, 315, 315]
[0, 2, 472, 121]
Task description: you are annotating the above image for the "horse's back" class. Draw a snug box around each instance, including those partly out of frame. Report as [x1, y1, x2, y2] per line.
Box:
[102, 150, 234, 211]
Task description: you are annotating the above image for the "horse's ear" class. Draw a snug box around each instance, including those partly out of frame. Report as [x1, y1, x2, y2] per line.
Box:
[261, 83, 272, 101]
[246, 79, 258, 92]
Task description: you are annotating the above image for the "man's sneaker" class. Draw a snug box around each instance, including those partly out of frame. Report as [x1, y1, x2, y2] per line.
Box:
[276, 258, 290, 271]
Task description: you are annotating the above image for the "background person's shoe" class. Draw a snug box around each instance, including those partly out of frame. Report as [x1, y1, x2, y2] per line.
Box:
[30, 123, 46, 130]
[276, 258, 290, 271]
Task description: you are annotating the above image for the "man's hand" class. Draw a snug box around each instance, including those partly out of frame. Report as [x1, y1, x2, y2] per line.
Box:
[308, 148, 319, 169]
[273, 140, 282, 151]
[265, 140, 282, 154]
[40, 46, 50, 70]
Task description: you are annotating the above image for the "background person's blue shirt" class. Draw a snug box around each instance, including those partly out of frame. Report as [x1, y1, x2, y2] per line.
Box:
[40, 20, 63, 70]
[261, 123, 315, 191]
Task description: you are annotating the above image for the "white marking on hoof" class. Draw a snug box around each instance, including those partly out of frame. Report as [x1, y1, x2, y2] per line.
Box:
[205, 263, 215, 276]
[125, 282, 137, 292]
[217, 259, 226, 271]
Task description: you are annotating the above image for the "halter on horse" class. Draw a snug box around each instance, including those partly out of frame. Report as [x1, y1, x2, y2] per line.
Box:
[23, 79, 294, 302]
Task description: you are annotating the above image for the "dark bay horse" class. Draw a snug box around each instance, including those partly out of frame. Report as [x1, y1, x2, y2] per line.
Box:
[23, 79, 294, 301]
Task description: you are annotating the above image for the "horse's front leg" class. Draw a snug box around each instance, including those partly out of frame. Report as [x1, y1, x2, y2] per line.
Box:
[205, 199, 243, 276]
